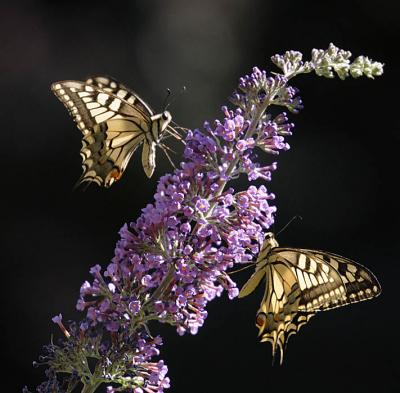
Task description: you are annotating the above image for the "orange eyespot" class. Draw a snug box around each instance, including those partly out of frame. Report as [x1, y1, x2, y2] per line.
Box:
[110, 168, 121, 180]
[256, 313, 267, 328]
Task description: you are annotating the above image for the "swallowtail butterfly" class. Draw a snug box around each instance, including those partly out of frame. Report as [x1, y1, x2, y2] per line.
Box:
[51, 76, 179, 187]
[239, 232, 381, 364]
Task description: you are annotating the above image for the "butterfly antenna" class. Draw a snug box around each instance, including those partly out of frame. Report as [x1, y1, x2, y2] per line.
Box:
[165, 125, 185, 143]
[276, 215, 303, 236]
[162, 88, 172, 112]
[164, 86, 186, 110]
[160, 144, 176, 169]
[160, 142, 176, 154]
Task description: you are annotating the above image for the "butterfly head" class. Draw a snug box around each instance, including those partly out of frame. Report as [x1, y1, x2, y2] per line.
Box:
[263, 232, 279, 249]
[160, 111, 172, 130]
[152, 111, 172, 142]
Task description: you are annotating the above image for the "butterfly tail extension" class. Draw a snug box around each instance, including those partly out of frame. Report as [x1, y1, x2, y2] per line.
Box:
[159, 144, 177, 170]
[165, 125, 186, 143]
[260, 330, 284, 366]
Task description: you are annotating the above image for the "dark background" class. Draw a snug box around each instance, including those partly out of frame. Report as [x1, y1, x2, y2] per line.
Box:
[1, 0, 399, 392]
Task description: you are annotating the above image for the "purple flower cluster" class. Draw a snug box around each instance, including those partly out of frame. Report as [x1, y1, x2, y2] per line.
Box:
[232, 66, 303, 114]
[78, 107, 285, 337]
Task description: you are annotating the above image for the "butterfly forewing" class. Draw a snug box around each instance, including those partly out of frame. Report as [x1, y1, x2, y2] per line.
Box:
[299, 249, 381, 310]
[51, 81, 149, 133]
[86, 76, 154, 118]
[270, 249, 348, 311]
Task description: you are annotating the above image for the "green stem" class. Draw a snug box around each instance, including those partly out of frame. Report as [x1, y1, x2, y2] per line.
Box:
[150, 264, 175, 301]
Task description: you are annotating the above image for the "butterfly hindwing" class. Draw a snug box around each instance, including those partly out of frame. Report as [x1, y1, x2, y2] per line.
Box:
[256, 260, 314, 364]
[79, 120, 146, 187]
[238, 266, 267, 298]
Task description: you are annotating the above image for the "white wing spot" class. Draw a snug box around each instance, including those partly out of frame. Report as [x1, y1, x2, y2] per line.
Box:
[304, 272, 312, 289]
[117, 89, 128, 98]
[109, 98, 121, 111]
[348, 264, 357, 273]
[330, 260, 339, 270]
[309, 259, 317, 272]
[298, 254, 306, 269]
[296, 269, 307, 290]
[97, 93, 109, 105]
[96, 112, 113, 123]
[90, 107, 107, 116]
[86, 102, 100, 109]
[310, 274, 318, 286]
[78, 91, 91, 98]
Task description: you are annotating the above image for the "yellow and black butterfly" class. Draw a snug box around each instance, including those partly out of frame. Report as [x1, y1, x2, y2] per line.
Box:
[238, 232, 381, 364]
[51, 76, 181, 187]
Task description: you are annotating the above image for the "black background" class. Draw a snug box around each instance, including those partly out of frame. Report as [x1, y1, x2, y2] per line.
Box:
[1, 0, 399, 392]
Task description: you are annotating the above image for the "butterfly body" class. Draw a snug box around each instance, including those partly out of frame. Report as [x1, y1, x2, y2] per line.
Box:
[239, 232, 381, 364]
[51, 76, 174, 186]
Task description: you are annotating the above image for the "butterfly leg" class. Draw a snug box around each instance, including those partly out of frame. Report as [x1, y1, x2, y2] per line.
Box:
[160, 143, 177, 169]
